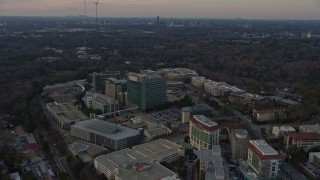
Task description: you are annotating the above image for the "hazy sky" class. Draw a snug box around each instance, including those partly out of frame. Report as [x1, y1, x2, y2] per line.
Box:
[0, 0, 319, 19]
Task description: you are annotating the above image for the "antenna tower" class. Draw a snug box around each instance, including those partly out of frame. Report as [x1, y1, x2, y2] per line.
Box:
[84, 0, 87, 48]
[94, 0, 99, 25]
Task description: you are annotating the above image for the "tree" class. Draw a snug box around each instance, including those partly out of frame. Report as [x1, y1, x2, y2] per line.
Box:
[58, 172, 69, 180]
[23, 117, 35, 133]
[184, 135, 190, 143]
[21, 171, 37, 180]
[94, 109, 103, 115]
[0, 174, 10, 180]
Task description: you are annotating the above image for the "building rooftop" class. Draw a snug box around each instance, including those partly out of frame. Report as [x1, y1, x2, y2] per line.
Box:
[43, 80, 86, 93]
[85, 92, 117, 105]
[106, 78, 127, 85]
[274, 126, 295, 131]
[204, 81, 243, 93]
[231, 92, 265, 100]
[116, 160, 176, 180]
[286, 132, 320, 140]
[250, 140, 278, 155]
[71, 119, 140, 140]
[192, 115, 219, 131]
[128, 72, 164, 82]
[95, 139, 183, 180]
[253, 107, 288, 114]
[233, 129, 249, 139]
[144, 126, 172, 136]
[21, 143, 40, 152]
[46, 102, 88, 123]
[227, 123, 246, 132]
[68, 141, 108, 156]
[246, 140, 283, 160]
[300, 124, 320, 134]
[159, 68, 198, 75]
[182, 104, 213, 114]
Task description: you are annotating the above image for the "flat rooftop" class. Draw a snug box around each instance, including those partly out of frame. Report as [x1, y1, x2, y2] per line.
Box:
[68, 140, 108, 156]
[71, 119, 140, 140]
[47, 102, 88, 123]
[106, 78, 127, 84]
[274, 126, 295, 131]
[116, 161, 176, 180]
[95, 139, 183, 179]
[246, 140, 284, 160]
[144, 127, 172, 136]
[250, 140, 278, 156]
[43, 80, 86, 91]
[193, 115, 218, 127]
[300, 124, 320, 134]
[286, 132, 320, 140]
[231, 92, 264, 100]
[128, 72, 163, 82]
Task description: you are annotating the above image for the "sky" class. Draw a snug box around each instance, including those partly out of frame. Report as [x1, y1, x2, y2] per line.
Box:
[0, 0, 319, 19]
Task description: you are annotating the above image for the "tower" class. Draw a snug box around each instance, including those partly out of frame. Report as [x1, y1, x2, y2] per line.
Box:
[94, 0, 99, 25]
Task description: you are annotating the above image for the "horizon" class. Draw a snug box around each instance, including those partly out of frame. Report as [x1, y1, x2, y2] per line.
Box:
[0, 0, 320, 20]
[0, 15, 319, 21]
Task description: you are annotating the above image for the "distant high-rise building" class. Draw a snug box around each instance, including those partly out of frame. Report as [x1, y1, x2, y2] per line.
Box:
[230, 129, 249, 161]
[92, 71, 120, 94]
[189, 115, 220, 149]
[156, 16, 160, 25]
[105, 78, 127, 107]
[239, 140, 283, 180]
[127, 72, 166, 111]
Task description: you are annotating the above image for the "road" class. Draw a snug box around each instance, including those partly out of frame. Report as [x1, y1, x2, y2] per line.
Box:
[186, 162, 193, 180]
[39, 100, 75, 180]
[232, 110, 263, 139]
[212, 97, 263, 139]
[281, 161, 308, 180]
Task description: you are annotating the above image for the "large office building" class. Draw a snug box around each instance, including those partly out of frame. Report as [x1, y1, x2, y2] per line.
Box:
[239, 140, 283, 180]
[82, 92, 119, 114]
[94, 139, 184, 180]
[92, 71, 120, 94]
[127, 72, 167, 111]
[46, 102, 88, 130]
[284, 132, 320, 150]
[70, 119, 141, 151]
[105, 78, 127, 107]
[230, 129, 249, 161]
[199, 145, 229, 180]
[189, 115, 220, 149]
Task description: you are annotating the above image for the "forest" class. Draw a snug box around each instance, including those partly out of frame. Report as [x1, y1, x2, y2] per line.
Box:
[0, 17, 319, 120]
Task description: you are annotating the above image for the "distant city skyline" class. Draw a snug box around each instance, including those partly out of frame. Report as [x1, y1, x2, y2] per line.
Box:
[0, 0, 320, 19]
